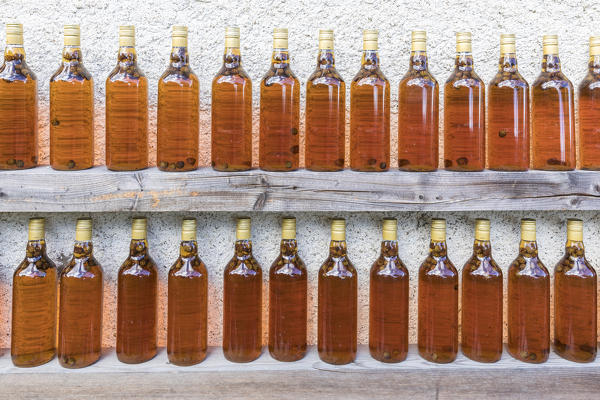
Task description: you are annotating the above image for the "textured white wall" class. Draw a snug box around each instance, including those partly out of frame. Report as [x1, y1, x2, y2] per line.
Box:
[0, 0, 598, 350]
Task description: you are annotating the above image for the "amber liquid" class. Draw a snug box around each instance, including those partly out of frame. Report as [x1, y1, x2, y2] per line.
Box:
[167, 240, 208, 366]
[116, 239, 158, 363]
[531, 54, 575, 170]
[487, 54, 529, 171]
[211, 48, 252, 171]
[11, 240, 57, 367]
[350, 50, 390, 171]
[554, 241, 597, 362]
[106, 47, 148, 171]
[444, 53, 485, 171]
[369, 241, 409, 363]
[58, 241, 103, 368]
[50, 47, 94, 170]
[157, 46, 199, 172]
[223, 240, 262, 362]
[318, 240, 357, 364]
[578, 56, 600, 169]
[259, 49, 300, 171]
[0, 46, 38, 169]
[268, 239, 307, 361]
[507, 240, 550, 363]
[397, 51, 439, 171]
[305, 49, 345, 171]
[418, 240, 458, 363]
[461, 240, 503, 363]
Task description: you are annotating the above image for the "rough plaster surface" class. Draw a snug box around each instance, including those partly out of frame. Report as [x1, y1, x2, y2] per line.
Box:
[0, 1, 598, 350]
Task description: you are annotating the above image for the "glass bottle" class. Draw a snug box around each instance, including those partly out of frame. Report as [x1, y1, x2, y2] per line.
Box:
[106, 25, 148, 171]
[507, 219, 550, 363]
[398, 30, 439, 171]
[268, 217, 307, 361]
[318, 219, 357, 365]
[369, 218, 409, 363]
[168, 218, 208, 366]
[461, 219, 503, 363]
[554, 219, 597, 362]
[223, 217, 263, 362]
[157, 26, 199, 172]
[259, 28, 300, 171]
[211, 27, 252, 171]
[0, 22, 37, 169]
[579, 36, 600, 170]
[305, 29, 345, 171]
[116, 217, 158, 364]
[444, 32, 485, 171]
[350, 30, 390, 171]
[11, 218, 56, 367]
[50, 25, 94, 170]
[531, 35, 575, 170]
[487, 34, 529, 171]
[58, 218, 103, 368]
[418, 218, 458, 363]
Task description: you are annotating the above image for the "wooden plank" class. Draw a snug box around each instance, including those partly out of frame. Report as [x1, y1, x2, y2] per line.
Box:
[0, 346, 599, 399]
[0, 166, 599, 212]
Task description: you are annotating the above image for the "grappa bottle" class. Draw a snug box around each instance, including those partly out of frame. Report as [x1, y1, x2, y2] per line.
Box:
[305, 29, 345, 171]
[268, 217, 307, 361]
[50, 25, 94, 170]
[157, 26, 199, 172]
[116, 217, 158, 363]
[58, 218, 103, 368]
[211, 27, 252, 171]
[11, 218, 56, 367]
[579, 36, 600, 170]
[369, 218, 409, 363]
[398, 31, 439, 171]
[0, 22, 37, 169]
[106, 26, 148, 171]
[350, 30, 390, 171]
[531, 35, 575, 170]
[223, 218, 263, 362]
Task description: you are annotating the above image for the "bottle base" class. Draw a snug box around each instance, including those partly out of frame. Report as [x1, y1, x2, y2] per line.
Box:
[58, 352, 101, 369]
[116, 351, 157, 364]
[11, 349, 56, 368]
[507, 348, 549, 363]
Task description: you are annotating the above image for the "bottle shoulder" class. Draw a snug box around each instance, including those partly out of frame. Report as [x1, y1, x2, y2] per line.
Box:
[533, 71, 573, 88]
[307, 67, 345, 84]
[159, 65, 198, 85]
[462, 254, 502, 278]
[445, 69, 485, 88]
[419, 254, 457, 276]
[0, 60, 37, 82]
[107, 63, 146, 83]
[61, 256, 103, 279]
[509, 255, 549, 277]
[319, 255, 356, 277]
[262, 66, 300, 87]
[51, 62, 93, 83]
[352, 67, 388, 85]
[269, 253, 307, 277]
[370, 255, 408, 278]
[169, 255, 207, 277]
[15, 255, 57, 278]
[119, 255, 157, 276]
[399, 69, 438, 88]
[489, 70, 528, 88]
[555, 255, 596, 277]
[225, 254, 262, 275]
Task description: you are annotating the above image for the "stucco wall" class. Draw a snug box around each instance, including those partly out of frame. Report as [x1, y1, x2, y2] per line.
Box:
[0, 0, 598, 349]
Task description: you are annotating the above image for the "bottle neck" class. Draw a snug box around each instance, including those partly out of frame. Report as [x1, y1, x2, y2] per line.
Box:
[223, 47, 241, 68]
[566, 240, 584, 257]
[129, 238, 148, 258]
[117, 46, 138, 67]
[329, 240, 347, 258]
[4, 45, 25, 62]
[271, 48, 290, 67]
[542, 54, 561, 73]
[361, 49, 380, 70]
[429, 240, 447, 257]
[73, 240, 93, 259]
[62, 45, 83, 63]
[519, 240, 538, 256]
[316, 48, 335, 69]
[455, 52, 474, 71]
[235, 239, 253, 259]
[169, 46, 189, 68]
[589, 55, 600, 73]
[409, 50, 428, 71]
[498, 53, 518, 72]
[473, 239, 491, 257]
[280, 239, 298, 257]
[380, 240, 398, 257]
[180, 240, 198, 258]
[26, 239, 47, 261]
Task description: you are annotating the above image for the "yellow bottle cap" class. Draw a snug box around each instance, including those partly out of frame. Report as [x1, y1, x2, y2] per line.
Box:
[331, 219, 345, 241]
[131, 217, 147, 240]
[236, 217, 251, 240]
[474, 218, 490, 241]
[363, 29, 378, 51]
[318, 29, 334, 50]
[590, 36, 600, 57]
[75, 217, 92, 241]
[411, 30, 426, 52]
[225, 26, 240, 48]
[520, 218, 536, 241]
[28, 217, 45, 241]
[119, 25, 135, 47]
[273, 27, 288, 49]
[181, 218, 196, 241]
[382, 218, 397, 241]
[500, 33, 516, 55]
[431, 218, 446, 241]
[543, 34, 558, 55]
[456, 31, 472, 53]
[567, 218, 583, 242]
[64, 24, 80, 46]
[281, 217, 296, 240]
[6, 22, 23, 46]
[172, 25, 187, 47]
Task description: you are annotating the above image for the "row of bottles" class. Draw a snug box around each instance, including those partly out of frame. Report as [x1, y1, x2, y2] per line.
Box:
[4, 23, 600, 172]
[10, 215, 597, 368]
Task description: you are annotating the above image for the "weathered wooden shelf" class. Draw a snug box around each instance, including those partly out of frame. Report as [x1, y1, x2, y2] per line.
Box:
[0, 345, 598, 399]
[1, 166, 600, 212]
